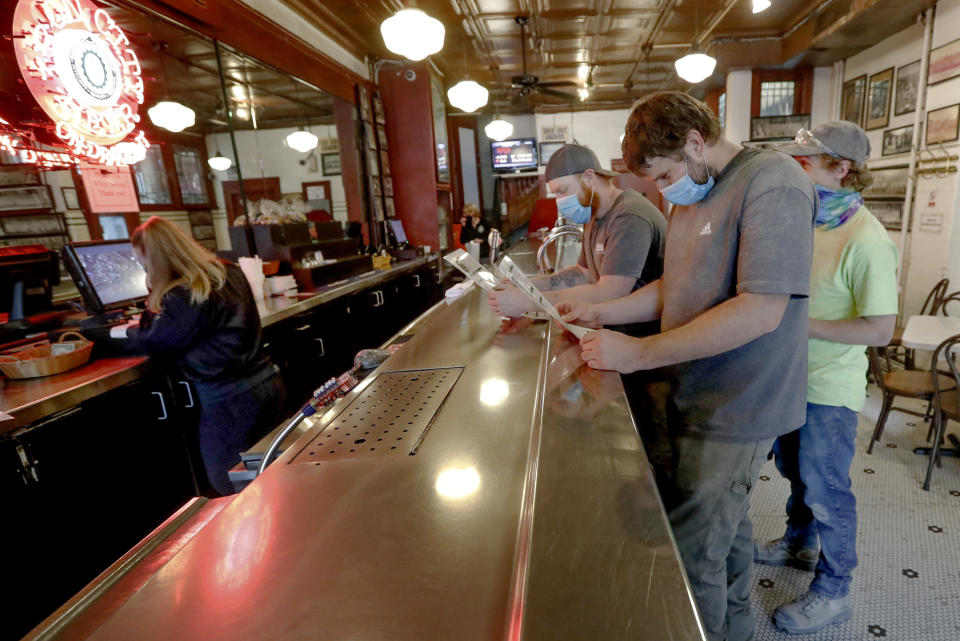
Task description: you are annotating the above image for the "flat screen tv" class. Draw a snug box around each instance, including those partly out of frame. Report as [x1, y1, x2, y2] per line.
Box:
[492, 138, 537, 172]
[62, 240, 148, 314]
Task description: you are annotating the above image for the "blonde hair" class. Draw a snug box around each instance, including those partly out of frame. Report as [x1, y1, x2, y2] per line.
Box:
[132, 216, 226, 312]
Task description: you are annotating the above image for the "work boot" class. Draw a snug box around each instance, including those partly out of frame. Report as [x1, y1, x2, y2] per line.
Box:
[773, 591, 852, 634]
[754, 537, 819, 572]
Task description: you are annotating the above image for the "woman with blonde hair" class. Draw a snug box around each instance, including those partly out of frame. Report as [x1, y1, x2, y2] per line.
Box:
[112, 216, 286, 495]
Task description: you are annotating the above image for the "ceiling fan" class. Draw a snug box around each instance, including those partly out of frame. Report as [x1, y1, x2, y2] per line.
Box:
[510, 16, 577, 102]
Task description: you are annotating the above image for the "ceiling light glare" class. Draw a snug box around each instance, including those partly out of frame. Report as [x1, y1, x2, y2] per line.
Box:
[147, 101, 195, 132]
[674, 50, 717, 84]
[286, 129, 319, 153]
[578, 87, 590, 101]
[752, 0, 772, 13]
[484, 118, 514, 142]
[380, 9, 445, 61]
[447, 80, 489, 112]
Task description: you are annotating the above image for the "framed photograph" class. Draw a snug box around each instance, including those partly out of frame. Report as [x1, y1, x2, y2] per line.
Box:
[373, 92, 385, 124]
[383, 176, 394, 197]
[372, 196, 384, 221]
[841, 75, 867, 126]
[321, 152, 342, 176]
[0, 165, 42, 186]
[358, 85, 372, 122]
[376, 125, 388, 150]
[302, 180, 330, 202]
[894, 60, 921, 116]
[61, 186, 80, 209]
[366, 149, 379, 176]
[381, 150, 392, 176]
[364, 125, 377, 151]
[384, 197, 396, 218]
[865, 68, 894, 130]
[882, 125, 913, 156]
[865, 199, 904, 230]
[863, 165, 908, 198]
[539, 141, 565, 166]
[929, 38, 960, 86]
[750, 114, 810, 141]
[0, 184, 54, 212]
[319, 137, 339, 153]
[925, 103, 960, 146]
[370, 176, 381, 197]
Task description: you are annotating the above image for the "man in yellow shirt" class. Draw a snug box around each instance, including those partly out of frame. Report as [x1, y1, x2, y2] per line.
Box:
[755, 121, 898, 634]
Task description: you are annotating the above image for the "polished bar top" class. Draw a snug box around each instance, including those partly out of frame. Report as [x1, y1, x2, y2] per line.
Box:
[57, 260, 705, 640]
[0, 256, 436, 436]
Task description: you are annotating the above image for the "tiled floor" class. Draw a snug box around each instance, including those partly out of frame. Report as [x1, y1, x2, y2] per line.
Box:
[749, 386, 960, 640]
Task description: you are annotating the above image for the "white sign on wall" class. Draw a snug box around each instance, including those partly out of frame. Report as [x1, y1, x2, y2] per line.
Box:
[541, 125, 568, 141]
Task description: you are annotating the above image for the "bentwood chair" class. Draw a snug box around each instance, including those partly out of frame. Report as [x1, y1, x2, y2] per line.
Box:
[924, 333, 960, 490]
[887, 278, 950, 370]
[866, 347, 957, 454]
[940, 291, 960, 317]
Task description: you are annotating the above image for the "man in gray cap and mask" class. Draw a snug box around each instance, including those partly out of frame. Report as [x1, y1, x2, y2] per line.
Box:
[488, 143, 666, 326]
[755, 120, 898, 634]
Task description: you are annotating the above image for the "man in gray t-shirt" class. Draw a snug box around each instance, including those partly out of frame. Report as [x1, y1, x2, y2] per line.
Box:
[560, 92, 815, 641]
[488, 144, 666, 324]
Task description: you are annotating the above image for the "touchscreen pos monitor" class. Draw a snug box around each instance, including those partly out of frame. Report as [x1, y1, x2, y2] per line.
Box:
[62, 240, 148, 314]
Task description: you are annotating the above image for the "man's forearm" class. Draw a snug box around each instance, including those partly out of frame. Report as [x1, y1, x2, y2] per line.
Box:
[530, 266, 590, 292]
[633, 292, 789, 369]
[592, 278, 663, 325]
[810, 315, 896, 346]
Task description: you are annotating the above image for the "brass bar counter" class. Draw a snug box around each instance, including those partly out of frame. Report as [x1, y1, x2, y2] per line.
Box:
[26, 253, 705, 641]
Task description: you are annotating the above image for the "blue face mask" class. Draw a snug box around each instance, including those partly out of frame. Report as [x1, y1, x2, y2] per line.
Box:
[660, 156, 715, 206]
[556, 174, 593, 224]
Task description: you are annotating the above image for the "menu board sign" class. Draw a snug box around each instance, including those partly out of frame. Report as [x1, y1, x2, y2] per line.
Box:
[80, 164, 140, 213]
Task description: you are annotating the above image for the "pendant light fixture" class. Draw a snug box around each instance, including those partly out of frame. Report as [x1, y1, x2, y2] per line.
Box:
[484, 116, 513, 142]
[381, 8, 445, 61]
[752, 0, 772, 13]
[208, 148, 232, 171]
[448, 80, 489, 113]
[147, 42, 195, 132]
[286, 128, 319, 153]
[674, 44, 716, 84]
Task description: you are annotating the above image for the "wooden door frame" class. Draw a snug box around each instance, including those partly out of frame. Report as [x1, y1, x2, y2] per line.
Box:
[446, 114, 483, 218]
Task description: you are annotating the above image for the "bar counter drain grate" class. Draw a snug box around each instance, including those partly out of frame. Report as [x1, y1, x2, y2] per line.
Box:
[292, 367, 463, 462]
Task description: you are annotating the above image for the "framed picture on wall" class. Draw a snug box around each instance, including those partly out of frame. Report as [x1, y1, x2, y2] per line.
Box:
[749, 114, 810, 141]
[366, 149, 379, 176]
[358, 85, 372, 122]
[882, 125, 913, 156]
[865, 199, 904, 230]
[0, 185, 54, 212]
[370, 177, 381, 197]
[373, 92, 386, 124]
[539, 141, 565, 166]
[380, 150, 392, 176]
[383, 176, 394, 197]
[0, 165, 42, 186]
[865, 68, 894, 130]
[61, 186, 80, 209]
[321, 152, 342, 176]
[863, 165, 908, 198]
[925, 103, 960, 146]
[894, 60, 921, 116]
[364, 125, 377, 151]
[384, 197, 396, 218]
[377, 125, 388, 150]
[373, 196, 384, 221]
[841, 75, 867, 126]
[928, 38, 960, 86]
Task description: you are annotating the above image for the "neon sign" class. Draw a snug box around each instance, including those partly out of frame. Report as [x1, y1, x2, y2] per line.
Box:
[11, 0, 149, 166]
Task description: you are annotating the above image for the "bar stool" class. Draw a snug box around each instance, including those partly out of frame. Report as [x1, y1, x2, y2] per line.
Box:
[924, 333, 960, 490]
[866, 346, 957, 454]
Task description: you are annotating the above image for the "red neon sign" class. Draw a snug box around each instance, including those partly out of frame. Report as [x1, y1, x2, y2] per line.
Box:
[11, 0, 149, 166]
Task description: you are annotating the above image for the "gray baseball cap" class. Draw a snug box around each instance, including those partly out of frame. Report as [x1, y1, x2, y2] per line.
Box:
[779, 120, 871, 164]
[544, 144, 619, 181]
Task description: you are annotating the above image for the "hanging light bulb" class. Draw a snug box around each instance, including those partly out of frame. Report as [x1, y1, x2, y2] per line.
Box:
[148, 101, 195, 132]
[577, 64, 590, 80]
[752, 0, 771, 12]
[286, 129, 319, 153]
[674, 45, 717, 84]
[578, 87, 590, 101]
[484, 118, 514, 142]
[380, 9, 445, 61]
[208, 149, 232, 171]
[447, 80, 489, 112]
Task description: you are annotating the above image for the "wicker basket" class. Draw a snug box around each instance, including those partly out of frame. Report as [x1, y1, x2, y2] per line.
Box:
[0, 332, 94, 379]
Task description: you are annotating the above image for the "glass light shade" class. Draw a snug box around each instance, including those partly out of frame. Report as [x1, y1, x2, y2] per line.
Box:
[208, 154, 232, 171]
[752, 0, 771, 12]
[577, 65, 590, 79]
[578, 87, 590, 101]
[674, 52, 717, 84]
[147, 101, 195, 132]
[286, 130, 319, 153]
[380, 9, 445, 61]
[484, 118, 513, 142]
[447, 80, 489, 113]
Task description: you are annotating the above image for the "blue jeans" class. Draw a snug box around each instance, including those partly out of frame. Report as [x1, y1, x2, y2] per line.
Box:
[772, 402, 858, 598]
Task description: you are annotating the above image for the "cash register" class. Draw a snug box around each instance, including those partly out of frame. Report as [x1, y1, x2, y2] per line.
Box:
[60, 239, 148, 329]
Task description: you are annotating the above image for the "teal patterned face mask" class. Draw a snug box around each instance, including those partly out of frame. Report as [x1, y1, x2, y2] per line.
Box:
[814, 185, 863, 230]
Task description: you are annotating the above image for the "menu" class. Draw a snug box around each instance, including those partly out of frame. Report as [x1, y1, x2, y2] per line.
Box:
[497, 256, 593, 339]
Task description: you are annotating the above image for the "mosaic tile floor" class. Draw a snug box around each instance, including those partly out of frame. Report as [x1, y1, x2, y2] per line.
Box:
[749, 386, 960, 640]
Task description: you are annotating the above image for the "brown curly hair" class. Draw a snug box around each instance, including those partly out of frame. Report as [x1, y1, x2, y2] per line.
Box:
[622, 91, 722, 173]
[820, 154, 874, 192]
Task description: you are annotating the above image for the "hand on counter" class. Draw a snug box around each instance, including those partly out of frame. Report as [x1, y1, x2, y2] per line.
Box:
[108, 320, 138, 339]
[487, 281, 535, 317]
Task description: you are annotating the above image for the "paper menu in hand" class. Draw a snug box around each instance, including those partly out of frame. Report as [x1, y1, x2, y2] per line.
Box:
[497, 256, 593, 339]
[443, 249, 500, 291]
